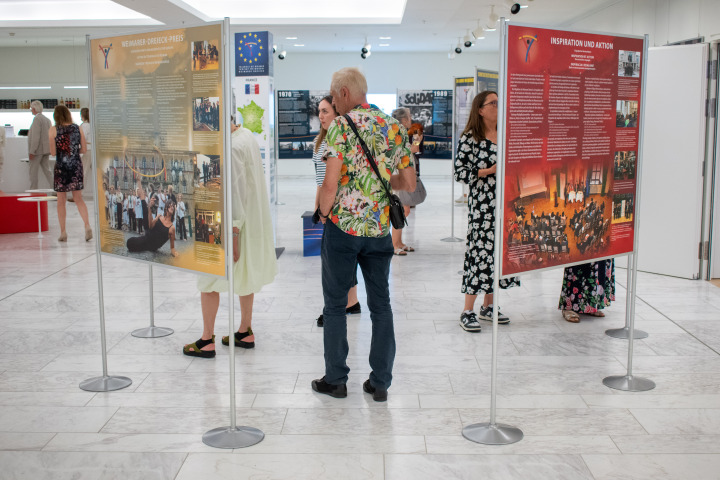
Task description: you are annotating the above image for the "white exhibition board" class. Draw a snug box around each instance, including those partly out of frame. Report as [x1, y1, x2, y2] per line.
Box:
[633, 44, 708, 279]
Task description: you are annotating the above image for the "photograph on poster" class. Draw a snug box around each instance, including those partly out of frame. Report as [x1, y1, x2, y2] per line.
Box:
[194, 208, 222, 244]
[279, 141, 292, 151]
[614, 150, 636, 180]
[308, 92, 328, 134]
[101, 172, 196, 262]
[612, 193, 634, 223]
[197, 153, 220, 187]
[192, 40, 219, 71]
[616, 100, 638, 127]
[193, 97, 220, 131]
[505, 159, 613, 268]
[618, 50, 640, 77]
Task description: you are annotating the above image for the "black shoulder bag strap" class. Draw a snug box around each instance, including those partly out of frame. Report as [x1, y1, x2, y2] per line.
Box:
[343, 114, 393, 201]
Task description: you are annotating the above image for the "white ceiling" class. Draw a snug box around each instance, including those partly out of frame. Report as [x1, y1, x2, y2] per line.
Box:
[0, 0, 622, 52]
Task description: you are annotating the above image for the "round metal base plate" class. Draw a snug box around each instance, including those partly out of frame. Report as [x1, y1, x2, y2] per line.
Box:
[605, 327, 649, 339]
[131, 326, 174, 338]
[202, 426, 265, 449]
[79, 375, 132, 392]
[441, 237, 464, 242]
[603, 375, 656, 392]
[462, 422, 524, 445]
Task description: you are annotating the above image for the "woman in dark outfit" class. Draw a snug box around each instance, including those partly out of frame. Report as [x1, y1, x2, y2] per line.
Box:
[454, 91, 520, 332]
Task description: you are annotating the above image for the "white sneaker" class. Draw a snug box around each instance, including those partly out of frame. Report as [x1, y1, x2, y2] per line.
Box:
[460, 311, 482, 332]
[477, 306, 510, 324]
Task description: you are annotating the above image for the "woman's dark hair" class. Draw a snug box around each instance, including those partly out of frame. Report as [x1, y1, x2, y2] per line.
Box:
[463, 91, 497, 142]
[314, 95, 337, 153]
[165, 199, 176, 222]
[53, 104, 73, 126]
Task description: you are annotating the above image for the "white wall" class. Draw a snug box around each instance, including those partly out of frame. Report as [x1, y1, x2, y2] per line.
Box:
[564, 0, 720, 45]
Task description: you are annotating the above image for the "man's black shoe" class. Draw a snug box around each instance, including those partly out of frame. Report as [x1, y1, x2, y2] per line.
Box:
[316, 314, 324, 327]
[363, 379, 388, 402]
[311, 377, 347, 398]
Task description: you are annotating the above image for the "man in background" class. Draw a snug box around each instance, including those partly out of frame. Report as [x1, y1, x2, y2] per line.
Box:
[27, 100, 53, 190]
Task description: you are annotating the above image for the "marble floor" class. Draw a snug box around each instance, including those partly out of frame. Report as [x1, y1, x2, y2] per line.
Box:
[1, 176, 719, 480]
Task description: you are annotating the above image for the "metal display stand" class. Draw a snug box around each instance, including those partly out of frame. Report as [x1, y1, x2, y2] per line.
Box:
[603, 35, 655, 393]
[203, 18, 264, 449]
[463, 21, 523, 445]
[131, 265, 174, 338]
[605, 254, 648, 340]
[441, 77, 465, 243]
[80, 33, 132, 393]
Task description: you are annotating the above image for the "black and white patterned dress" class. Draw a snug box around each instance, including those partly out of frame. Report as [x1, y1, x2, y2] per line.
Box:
[454, 133, 519, 295]
[53, 124, 84, 192]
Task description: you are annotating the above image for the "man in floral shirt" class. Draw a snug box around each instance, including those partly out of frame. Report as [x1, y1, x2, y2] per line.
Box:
[312, 67, 416, 402]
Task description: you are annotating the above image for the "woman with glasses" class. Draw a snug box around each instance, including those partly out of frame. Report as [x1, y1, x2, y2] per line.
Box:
[454, 91, 520, 332]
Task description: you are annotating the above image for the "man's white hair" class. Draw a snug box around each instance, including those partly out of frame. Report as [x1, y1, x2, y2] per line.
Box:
[330, 67, 368, 98]
[30, 100, 44, 112]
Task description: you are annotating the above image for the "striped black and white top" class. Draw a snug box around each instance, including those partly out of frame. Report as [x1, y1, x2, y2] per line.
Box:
[312, 139, 327, 186]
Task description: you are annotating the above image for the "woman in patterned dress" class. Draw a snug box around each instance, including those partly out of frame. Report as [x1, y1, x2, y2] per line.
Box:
[559, 260, 615, 322]
[454, 91, 519, 332]
[48, 104, 92, 242]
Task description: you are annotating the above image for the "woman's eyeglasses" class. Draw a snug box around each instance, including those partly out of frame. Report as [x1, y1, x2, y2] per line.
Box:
[482, 100, 499, 108]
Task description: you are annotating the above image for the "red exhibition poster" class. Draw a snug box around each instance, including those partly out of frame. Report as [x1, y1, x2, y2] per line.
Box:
[501, 25, 644, 276]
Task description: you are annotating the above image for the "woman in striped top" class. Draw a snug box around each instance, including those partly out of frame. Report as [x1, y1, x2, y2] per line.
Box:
[313, 95, 335, 208]
[312, 95, 361, 327]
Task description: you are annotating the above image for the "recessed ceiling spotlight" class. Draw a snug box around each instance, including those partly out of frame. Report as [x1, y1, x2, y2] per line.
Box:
[293, 44, 304, 47]
[285, 36, 297, 40]
[379, 36, 391, 40]
[379, 43, 390, 47]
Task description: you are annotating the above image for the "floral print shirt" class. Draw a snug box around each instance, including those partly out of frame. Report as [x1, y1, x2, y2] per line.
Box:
[325, 103, 413, 237]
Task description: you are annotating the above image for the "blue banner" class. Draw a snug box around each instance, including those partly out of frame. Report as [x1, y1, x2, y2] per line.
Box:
[235, 31, 272, 77]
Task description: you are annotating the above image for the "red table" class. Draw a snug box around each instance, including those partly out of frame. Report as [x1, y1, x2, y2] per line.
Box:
[0, 193, 50, 234]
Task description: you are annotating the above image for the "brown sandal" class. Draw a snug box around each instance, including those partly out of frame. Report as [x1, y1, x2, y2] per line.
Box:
[585, 311, 605, 317]
[562, 310, 580, 323]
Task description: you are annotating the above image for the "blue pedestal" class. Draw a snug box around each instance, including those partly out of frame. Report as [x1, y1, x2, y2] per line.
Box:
[302, 211, 323, 257]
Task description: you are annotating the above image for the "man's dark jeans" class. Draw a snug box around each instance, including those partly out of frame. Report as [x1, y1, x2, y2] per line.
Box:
[321, 221, 395, 390]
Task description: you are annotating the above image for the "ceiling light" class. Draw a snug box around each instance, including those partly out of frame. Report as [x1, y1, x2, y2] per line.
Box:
[0, 86, 51, 90]
[505, 0, 522, 14]
[379, 36, 392, 40]
[64, 86, 88, 89]
[278, 50, 287, 60]
[473, 25, 485, 40]
[273, 44, 277, 53]
[379, 44, 390, 47]
[285, 37, 298, 40]
[455, 38, 462, 54]
[487, 5, 499, 30]
[293, 44, 305, 47]
[361, 51, 371, 59]
[464, 30, 473, 48]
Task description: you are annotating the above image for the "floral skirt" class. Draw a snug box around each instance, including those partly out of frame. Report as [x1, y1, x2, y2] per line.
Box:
[54, 154, 84, 192]
[558, 260, 615, 313]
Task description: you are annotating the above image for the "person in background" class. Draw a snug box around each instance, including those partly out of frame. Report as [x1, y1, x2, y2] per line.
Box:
[559, 260, 615, 322]
[48, 104, 92, 242]
[454, 91, 520, 332]
[176, 193, 187, 240]
[183, 119, 277, 357]
[390, 107, 423, 256]
[28, 100, 53, 190]
[312, 95, 361, 328]
[79, 108, 93, 197]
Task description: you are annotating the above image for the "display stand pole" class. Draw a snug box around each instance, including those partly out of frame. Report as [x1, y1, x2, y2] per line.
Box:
[605, 254, 648, 339]
[463, 20, 523, 445]
[203, 18, 264, 449]
[80, 34, 132, 393]
[131, 265, 174, 338]
[603, 35, 655, 393]
[441, 78, 463, 243]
